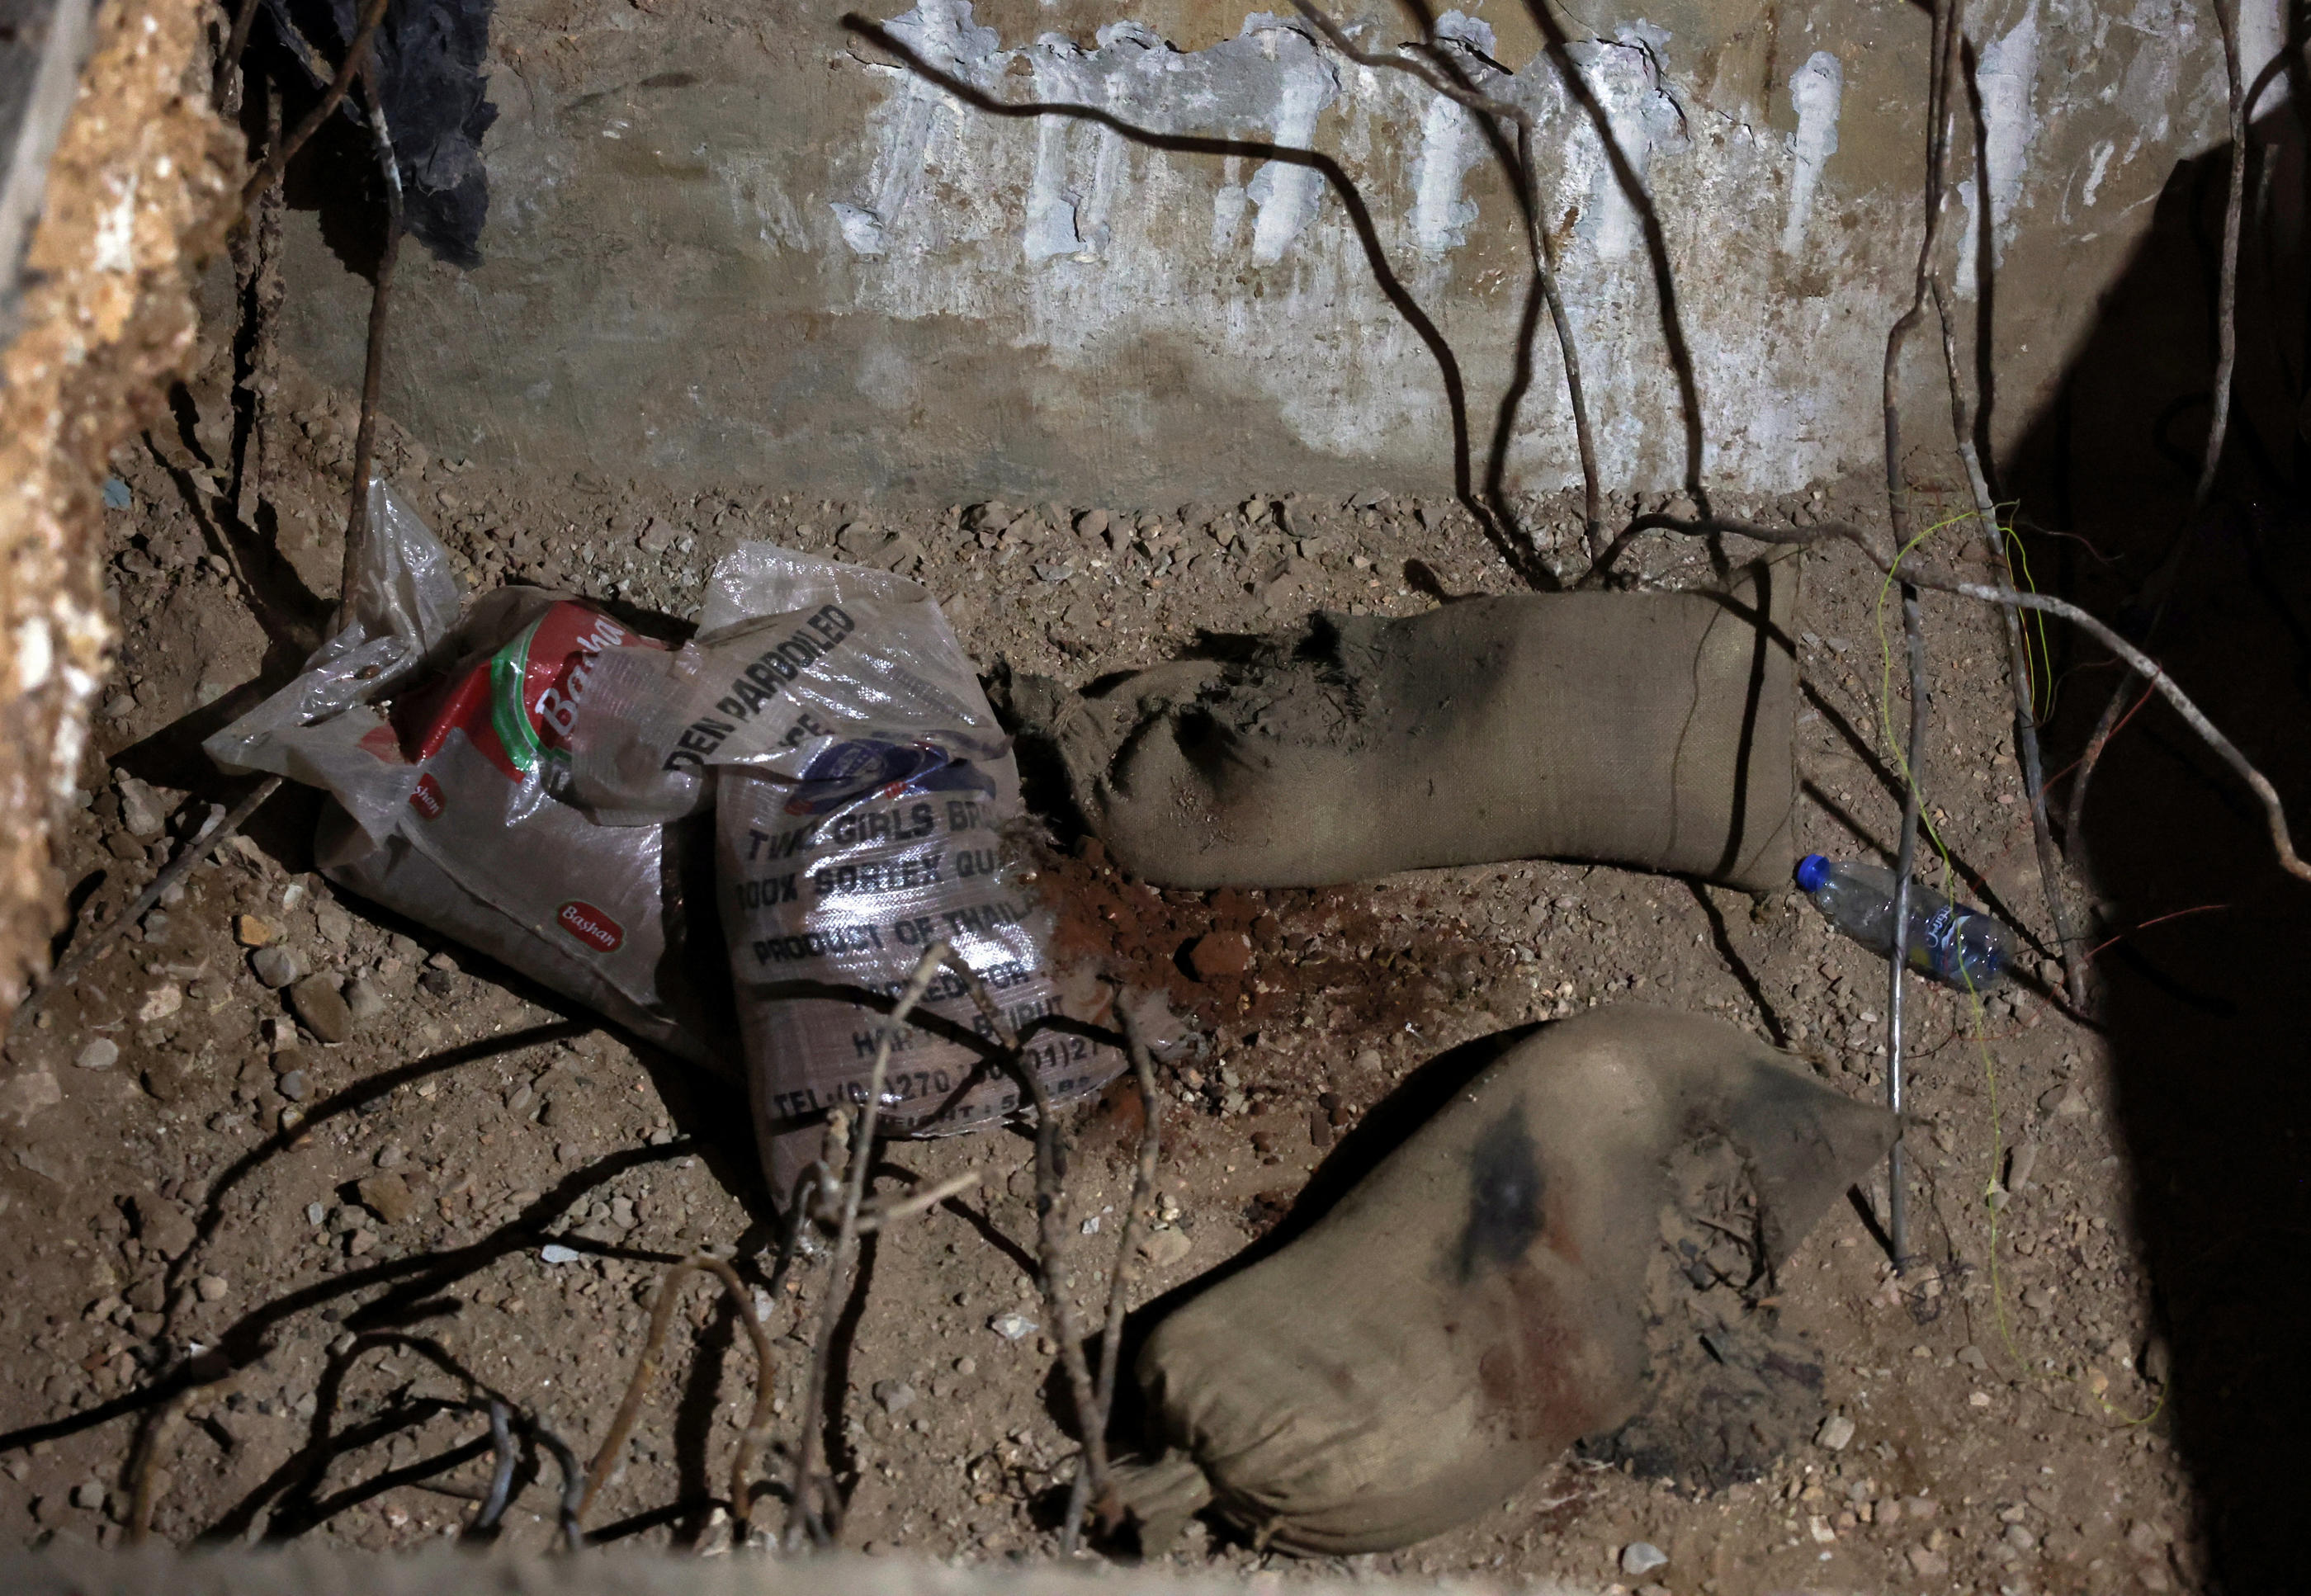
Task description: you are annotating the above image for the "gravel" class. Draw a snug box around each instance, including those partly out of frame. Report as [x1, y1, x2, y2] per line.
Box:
[117, 777, 165, 838]
[1620, 1542, 1669, 1576]
[250, 947, 305, 989]
[289, 975, 352, 1043]
[1816, 1413, 1856, 1451]
[344, 975, 385, 1022]
[357, 1173, 416, 1225]
[73, 1039, 118, 1071]
[1137, 1227, 1193, 1267]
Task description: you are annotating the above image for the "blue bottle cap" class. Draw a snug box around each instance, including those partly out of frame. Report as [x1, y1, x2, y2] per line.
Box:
[1794, 854, 1831, 893]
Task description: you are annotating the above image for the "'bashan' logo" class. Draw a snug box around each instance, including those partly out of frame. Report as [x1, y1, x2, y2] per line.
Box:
[556, 900, 622, 952]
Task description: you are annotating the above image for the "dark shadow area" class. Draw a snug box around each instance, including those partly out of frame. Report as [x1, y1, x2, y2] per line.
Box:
[1999, 73, 2311, 1591]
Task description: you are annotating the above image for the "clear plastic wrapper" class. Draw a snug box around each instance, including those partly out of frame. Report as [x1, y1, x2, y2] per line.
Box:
[206, 480, 732, 1068]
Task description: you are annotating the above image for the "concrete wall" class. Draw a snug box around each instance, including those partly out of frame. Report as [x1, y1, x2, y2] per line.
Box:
[276, 0, 2261, 506]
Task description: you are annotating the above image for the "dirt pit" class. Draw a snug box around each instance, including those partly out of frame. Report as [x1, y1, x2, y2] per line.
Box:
[0, 345, 2205, 1594]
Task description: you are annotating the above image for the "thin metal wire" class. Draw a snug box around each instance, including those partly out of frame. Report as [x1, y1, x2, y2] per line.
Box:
[1886, 584, 1928, 1272]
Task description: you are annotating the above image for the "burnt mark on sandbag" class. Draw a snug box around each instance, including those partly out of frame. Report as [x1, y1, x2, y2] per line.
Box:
[1456, 1109, 1544, 1282]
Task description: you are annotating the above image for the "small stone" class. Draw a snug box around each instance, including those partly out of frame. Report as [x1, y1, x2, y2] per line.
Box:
[1075, 508, 1109, 538]
[1968, 1390, 1992, 1409]
[344, 976, 385, 1022]
[1137, 1227, 1193, 1268]
[117, 777, 165, 838]
[357, 1173, 416, 1226]
[74, 1039, 119, 1071]
[426, 950, 458, 971]
[276, 1069, 310, 1103]
[305, 1202, 325, 1226]
[1807, 1514, 1836, 1544]
[1033, 561, 1075, 583]
[2021, 1283, 2056, 1312]
[289, 975, 352, 1043]
[374, 1142, 405, 1171]
[234, 915, 274, 947]
[1907, 1546, 1949, 1576]
[130, 1194, 196, 1260]
[71, 1480, 106, 1510]
[2005, 1523, 2038, 1551]
[539, 1244, 580, 1264]
[196, 1274, 228, 1302]
[1957, 1343, 1988, 1369]
[1354, 1048, 1384, 1075]
[872, 1379, 917, 1414]
[952, 1356, 976, 1376]
[314, 904, 352, 945]
[2039, 1081, 2087, 1116]
[1815, 1413, 1856, 1451]
[347, 1229, 376, 1257]
[250, 946, 305, 988]
[1188, 930, 1254, 981]
[2006, 1139, 2039, 1192]
[137, 985, 182, 1024]
[1620, 1542, 1669, 1577]
[989, 1312, 1037, 1341]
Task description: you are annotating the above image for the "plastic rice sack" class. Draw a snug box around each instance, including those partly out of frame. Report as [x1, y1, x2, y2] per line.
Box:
[570, 542, 1122, 1168]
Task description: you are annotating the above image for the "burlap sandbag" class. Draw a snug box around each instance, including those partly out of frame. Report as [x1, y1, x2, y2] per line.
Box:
[1122, 1007, 1893, 1555]
[1017, 559, 1798, 892]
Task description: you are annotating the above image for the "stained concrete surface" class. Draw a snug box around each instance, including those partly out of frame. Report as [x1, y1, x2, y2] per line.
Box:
[267, 0, 2253, 507]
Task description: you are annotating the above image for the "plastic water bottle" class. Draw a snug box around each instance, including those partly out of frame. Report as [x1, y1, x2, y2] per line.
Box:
[1794, 854, 2014, 993]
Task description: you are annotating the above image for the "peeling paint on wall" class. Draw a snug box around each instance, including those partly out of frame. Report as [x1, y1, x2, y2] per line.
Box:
[1408, 15, 1494, 258]
[823, 1, 1898, 489]
[1780, 50, 1841, 254]
[1975, 0, 2042, 263]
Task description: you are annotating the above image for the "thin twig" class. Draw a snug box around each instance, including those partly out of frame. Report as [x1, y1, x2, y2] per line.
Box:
[783, 944, 948, 1550]
[1885, 581, 1926, 1273]
[1599, 513, 2311, 887]
[854, 1169, 981, 1234]
[13, 775, 284, 1032]
[213, 0, 266, 111]
[2062, 0, 2248, 865]
[579, 1253, 778, 1534]
[125, 1367, 240, 1543]
[1875, 0, 1964, 1273]
[764, 1164, 829, 1299]
[1287, 1, 1604, 558]
[1931, 276, 2087, 1008]
[235, 0, 391, 212]
[935, 951, 1108, 1552]
[341, 90, 404, 626]
[1061, 1010, 1163, 1548]
[229, 72, 286, 543]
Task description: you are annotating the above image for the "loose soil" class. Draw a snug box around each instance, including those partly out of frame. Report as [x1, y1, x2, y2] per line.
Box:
[0, 339, 2206, 1595]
